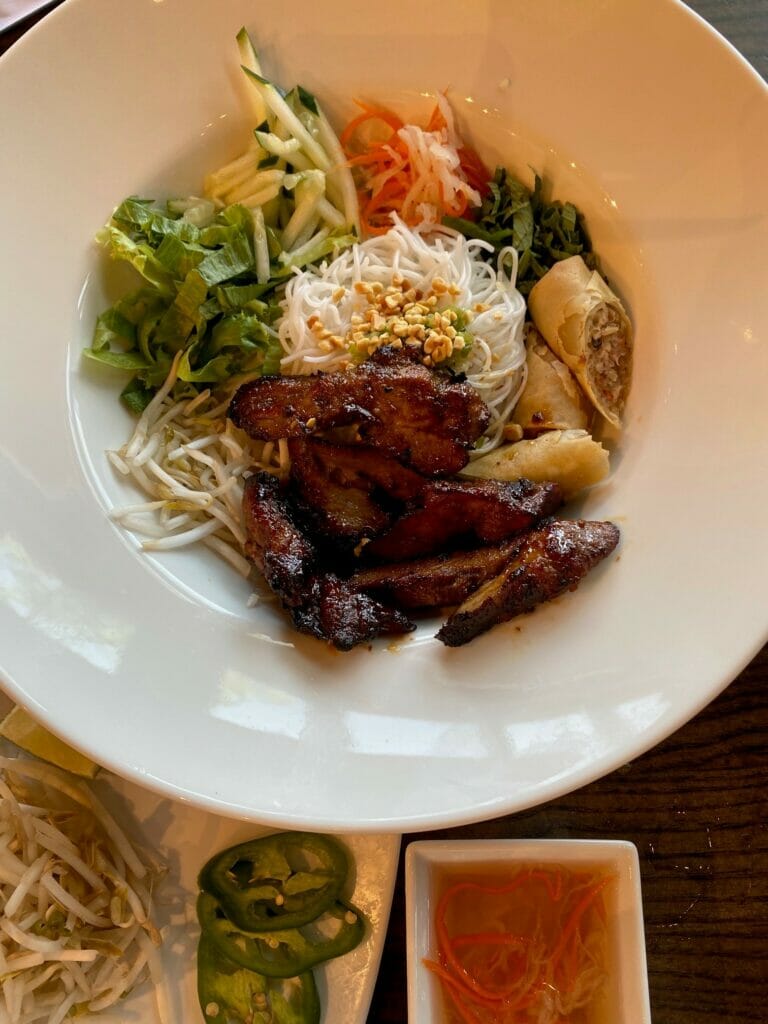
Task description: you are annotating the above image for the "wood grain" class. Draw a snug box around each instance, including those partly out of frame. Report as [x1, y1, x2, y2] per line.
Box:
[369, 644, 768, 1021]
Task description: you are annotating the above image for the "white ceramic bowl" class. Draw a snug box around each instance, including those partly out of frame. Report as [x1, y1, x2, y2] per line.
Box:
[406, 839, 651, 1024]
[0, 0, 766, 829]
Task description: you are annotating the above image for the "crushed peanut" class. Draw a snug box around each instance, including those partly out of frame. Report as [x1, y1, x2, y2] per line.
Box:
[308, 277, 470, 368]
[502, 422, 524, 442]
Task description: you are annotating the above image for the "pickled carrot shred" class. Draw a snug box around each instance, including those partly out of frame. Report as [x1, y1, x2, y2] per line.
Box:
[341, 99, 489, 235]
[424, 867, 611, 1024]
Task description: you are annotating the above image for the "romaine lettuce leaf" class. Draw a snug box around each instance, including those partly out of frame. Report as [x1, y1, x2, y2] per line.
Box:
[87, 199, 287, 413]
[96, 225, 176, 297]
[444, 168, 596, 295]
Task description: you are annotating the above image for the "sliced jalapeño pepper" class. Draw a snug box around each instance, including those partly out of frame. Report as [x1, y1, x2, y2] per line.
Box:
[198, 933, 321, 1024]
[197, 891, 366, 977]
[198, 832, 348, 932]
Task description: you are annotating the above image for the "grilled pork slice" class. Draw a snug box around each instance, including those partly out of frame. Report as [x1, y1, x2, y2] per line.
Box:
[363, 477, 563, 562]
[287, 438, 427, 547]
[290, 438, 427, 500]
[350, 541, 520, 609]
[243, 472, 316, 607]
[242, 472, 414, 649]
[291, 575, 414, 652]
[437, 519, 620, 647]
[229, 346, 490, 475]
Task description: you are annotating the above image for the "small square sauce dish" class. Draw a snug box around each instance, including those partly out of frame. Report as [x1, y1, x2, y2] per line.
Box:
[405, 839, 651, 1024]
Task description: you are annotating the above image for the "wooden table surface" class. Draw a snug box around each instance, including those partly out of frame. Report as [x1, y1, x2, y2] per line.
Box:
[2, 3, 766, 1022]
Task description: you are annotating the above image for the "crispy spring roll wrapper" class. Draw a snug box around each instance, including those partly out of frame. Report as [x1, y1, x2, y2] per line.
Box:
[461, 429, 609, 500]
[527, 255, 632, 428]
[511, 325, 592, 436]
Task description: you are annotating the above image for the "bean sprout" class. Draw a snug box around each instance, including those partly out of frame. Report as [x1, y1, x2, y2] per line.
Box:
[0, 756, 166, 1024]
[107, 365, 287, 575]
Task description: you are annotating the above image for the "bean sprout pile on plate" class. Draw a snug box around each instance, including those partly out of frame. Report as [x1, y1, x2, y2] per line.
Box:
[0, 756, 165, 1024]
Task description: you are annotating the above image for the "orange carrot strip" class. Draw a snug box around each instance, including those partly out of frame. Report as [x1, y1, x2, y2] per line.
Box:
[557, 931, 581, 995]
[346, 149, 397, 168]
[436, 874, 569, 1005]
[442, 978, 485, 1024]
[438, 871, 557, 909]
[361, 210, 397, 236]
[457, 146, 491, 195]
[428, 955, 548, 1022]
[343, 98, 488, 235]
[552, 870, 563, 902]
[362, 177, 409, 229]
[550, 876, 611, 966]
[355, 99, 405, 125]
[369, 176, 406, 201]
[450, 932, 528, 948]
[443, 190, 469, 218]
[340, 105, 404, 148]
[425, 958, 511, 1012]
[436, 878, 531, 959]
[438, 927, 525, 1001]
[339, 111, 380, 149]
[450, 938, 530, 991]
[424, 959, 487, 1020]
[426, 103, 447, 133]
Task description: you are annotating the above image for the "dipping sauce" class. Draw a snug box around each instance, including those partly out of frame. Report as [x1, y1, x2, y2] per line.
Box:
[425, 864, 613, 1024]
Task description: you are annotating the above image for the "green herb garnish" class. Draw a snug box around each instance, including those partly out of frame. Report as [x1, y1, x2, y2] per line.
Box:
[444, 167, 597, 295]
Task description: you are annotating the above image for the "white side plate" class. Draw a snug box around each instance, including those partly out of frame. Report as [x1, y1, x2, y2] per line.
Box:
[0, 740, 400, 1023]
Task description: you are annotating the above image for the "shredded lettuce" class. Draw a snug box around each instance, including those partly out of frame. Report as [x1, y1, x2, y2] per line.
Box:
[86, 201, 288, 411]
[86, 27, 360, 414]
[87, 195, 356, 411]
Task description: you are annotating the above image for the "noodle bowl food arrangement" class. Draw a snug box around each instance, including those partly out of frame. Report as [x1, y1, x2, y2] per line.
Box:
[86, 29, 631, 652]
[1, 0, 766, 834]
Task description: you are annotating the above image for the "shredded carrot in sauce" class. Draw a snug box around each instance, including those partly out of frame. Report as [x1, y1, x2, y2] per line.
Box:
[341, 100, 490, 236]
[425, 867, 612, 1024]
